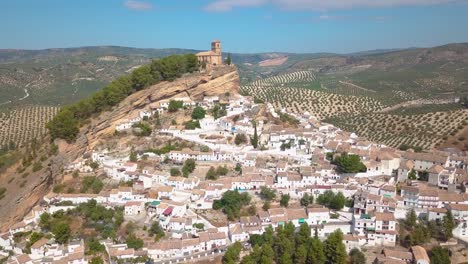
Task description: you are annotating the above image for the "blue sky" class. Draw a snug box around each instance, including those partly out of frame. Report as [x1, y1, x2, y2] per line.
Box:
[1, 0, 468, 53]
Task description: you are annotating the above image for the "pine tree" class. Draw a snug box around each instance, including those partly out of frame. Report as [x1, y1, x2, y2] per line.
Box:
[225, 53, 232, 65]
[408, 169, 417, 180]
[405, 209, 417, 229]
[129, 148, 137, 162]
[296, 223, 311, 246]
[307, 237, 326, 264]
[260, 243, 275, 264]
[251, 121, 259, 148]
[295, 244, 307, 264]
[442, 210, 455, 240]
[324, 230, 347, 264]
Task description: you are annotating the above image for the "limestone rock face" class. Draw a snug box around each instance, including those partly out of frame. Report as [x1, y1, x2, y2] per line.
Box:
[0, 66, 239, 231]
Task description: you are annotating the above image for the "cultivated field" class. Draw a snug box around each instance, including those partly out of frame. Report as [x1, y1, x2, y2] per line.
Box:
[327, 109, 468, 149]
[241, 69, 468, 150]
[242, 71, 385, 119]
[0, 106, 59, 147]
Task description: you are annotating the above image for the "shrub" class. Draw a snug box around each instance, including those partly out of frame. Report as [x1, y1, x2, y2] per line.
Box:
[170, 168, 181, 176]
[234, 134, 247, 145]
[168, 100, 184, 112]
[191, 106, 206, 120]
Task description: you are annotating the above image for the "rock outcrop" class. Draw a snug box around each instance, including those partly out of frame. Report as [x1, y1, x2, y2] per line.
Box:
[0, 65, 239, 231]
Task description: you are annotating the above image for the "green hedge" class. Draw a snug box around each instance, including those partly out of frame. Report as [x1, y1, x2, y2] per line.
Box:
[47, 54, 198, 142]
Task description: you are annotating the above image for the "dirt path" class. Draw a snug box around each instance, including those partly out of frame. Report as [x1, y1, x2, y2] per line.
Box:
[379, 98, 457, 113]
[338, 81, 376, 93]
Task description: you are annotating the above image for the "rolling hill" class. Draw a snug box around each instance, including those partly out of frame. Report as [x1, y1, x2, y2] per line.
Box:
[0, 43, 467, 150]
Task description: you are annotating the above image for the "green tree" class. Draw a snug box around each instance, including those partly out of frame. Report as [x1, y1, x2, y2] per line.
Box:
[409, 225, 431, 246]
[260, 243, 275, 264]
[170, 168, 181, 176]
[148, 221, 165, 242]
[307, 237, 326, 264]
[349, 248, 366, 264]
[223, 241, 242, 264]
[131, 64, 154, 90]
[86, 238, 105, 254]
[206, 166, 218, 180]
[408, 169, 417, 180]
[212, 190, 251, 220]
[129, 149, 137, 162]
[52, 222, 71, 244]
[442, 210, 455, 240]
[182, 159, 196, 177]
[168, 100, 183, 112]
[251, 122, 259, 148]
[191, 106, 206, 120]
[317, 191, 346, 210]
[429, 246, 451, 264]
[260, 186, 276, 201]
[216, 165, 229, 176]
[89, 257, 104, 264]
[332, 153, 367, 173]
[330, 192, 346, 210]
[184, 120, 201, 130]
[296, 223, 311, 246]
[225, 53, 232, 65]
[234, 133, 248, 145]
[295, 244, 308, 264]
[262, 201, 271, 211]
[405, 209, 417, 229]
[324, 230, 347, 264]
[280, 194, 290, 207]
[300, 193, 314, 207]
[126, 234, 144, 249]
[46, 109, 79, 142]
[279, 252, 293, 264]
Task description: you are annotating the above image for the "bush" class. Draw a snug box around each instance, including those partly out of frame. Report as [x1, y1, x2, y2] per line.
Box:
[184, 120, 200, 130]
[234, 134, 247, 145]
[317, 191, 346, 210]
[332, 153, 366, 173]
[80, 176, 104, 194]
[182, 159, 196, 177]
[280, 194, 290, 207]
[260, 187, 276, 201]
[126, 234, 144, 249]
[170, 168, 181, 176]
[132, 122, 152, 137]
[32, 162, 43, 172]
[148, 222, 165, 242]
[191, 106, 206, 120]
[213, 190, 251, 220]
[168, 100, 184, 112]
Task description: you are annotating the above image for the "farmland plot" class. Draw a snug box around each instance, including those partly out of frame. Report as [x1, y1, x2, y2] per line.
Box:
[0, 106, 59, 147]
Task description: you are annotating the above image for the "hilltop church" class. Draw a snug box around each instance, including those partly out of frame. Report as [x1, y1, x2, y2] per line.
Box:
[196, 40, 222, 67]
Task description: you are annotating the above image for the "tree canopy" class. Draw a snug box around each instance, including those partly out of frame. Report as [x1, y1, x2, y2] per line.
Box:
[317, 191, 346, 210]
[47, 54, 199, 141]
[213, 190, 251, 220]
[191, 106, 206, 120]
[332, 153, 367, 173]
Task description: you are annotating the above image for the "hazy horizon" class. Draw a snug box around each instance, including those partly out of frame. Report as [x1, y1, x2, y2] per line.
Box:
[1, 0, 468, 53]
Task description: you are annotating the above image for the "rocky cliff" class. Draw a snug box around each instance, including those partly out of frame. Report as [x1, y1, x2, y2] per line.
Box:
[0, 65, 240, 231]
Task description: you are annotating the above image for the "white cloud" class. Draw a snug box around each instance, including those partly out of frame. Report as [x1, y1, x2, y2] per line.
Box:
[124, 0, 153, 11]
[204, 0, 464, 12]
[316, 14, 391, 21]
[204, 0, 268, 12]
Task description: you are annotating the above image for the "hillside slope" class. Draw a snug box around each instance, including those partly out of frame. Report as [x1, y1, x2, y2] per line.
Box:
[0, 65, 240, 231]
